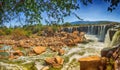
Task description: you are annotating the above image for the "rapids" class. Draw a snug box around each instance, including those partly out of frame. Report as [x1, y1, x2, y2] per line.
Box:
[0, 34, 106, 70]
[62, 34, 105, 70]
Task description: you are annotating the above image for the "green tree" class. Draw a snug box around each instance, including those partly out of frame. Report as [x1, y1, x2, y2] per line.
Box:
[0, 0, 119, 24]
[62, 22, 72, 27]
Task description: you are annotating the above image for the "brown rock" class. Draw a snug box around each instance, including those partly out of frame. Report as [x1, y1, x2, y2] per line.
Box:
[45, 56, 64, 68]
[50, 47, 57, 52]
[59, 49, 65, 55]
[73, 37, 80, 43]
[55, 56, 64, 65]
[13, 50, 23, 56]
[79, 56, 101, 70]
[33, 46, 46, 54]
[73, 31, 79, 35]
[19, 40, 24, 47]
[45, 57, 56, 64]
[80, 32, 85, 36]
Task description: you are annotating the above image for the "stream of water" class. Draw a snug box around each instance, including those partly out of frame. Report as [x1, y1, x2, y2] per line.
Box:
[62, 34, 105, 70]
[0, 34, 106, 70]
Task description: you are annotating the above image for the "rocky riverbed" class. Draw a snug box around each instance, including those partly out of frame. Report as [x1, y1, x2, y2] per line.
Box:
[0, 34, 105, 70]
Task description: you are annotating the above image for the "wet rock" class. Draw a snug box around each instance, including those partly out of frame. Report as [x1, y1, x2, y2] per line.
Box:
[33, 46, 46, 54]
[101, 45, 119, 58]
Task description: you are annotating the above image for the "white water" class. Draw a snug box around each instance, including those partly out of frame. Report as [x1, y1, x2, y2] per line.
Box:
[62, 34, 105, 70]
[0, 34, 106, 70]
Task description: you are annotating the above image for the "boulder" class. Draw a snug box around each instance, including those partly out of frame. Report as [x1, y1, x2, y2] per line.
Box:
[50, 46, 59, 52]
[73, 31, 79, 36]
[45, 56, 64, 68]
[19, 40, 24, 47]
[55, 56, 64, 65]
[80, 32, 85, 36]
[33, 46, 46, 54]
[58, 49, 65, 55]
[79, 56, 101, 70]
[73, 37, 80, 43]
[13, 50, 23, 56]
[45, 57, 56, 64]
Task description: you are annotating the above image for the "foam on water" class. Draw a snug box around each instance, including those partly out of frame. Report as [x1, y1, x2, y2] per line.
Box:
[62, 34, 105, 70]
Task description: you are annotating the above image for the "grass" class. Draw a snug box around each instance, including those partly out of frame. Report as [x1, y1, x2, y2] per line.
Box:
[49, 67, 62, 70]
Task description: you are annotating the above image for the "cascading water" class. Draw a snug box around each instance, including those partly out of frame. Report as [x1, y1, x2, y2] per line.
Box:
[104, 29, 111, 47]
[62, 34, 105, 70]
[86, 25, 107, 42]
[63, 25, 109, 42]
[98, 25, 106, 41]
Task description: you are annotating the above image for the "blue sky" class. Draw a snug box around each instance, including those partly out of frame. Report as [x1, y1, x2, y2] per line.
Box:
[64, 0, 120, 23]
[5, 0, 120, 27]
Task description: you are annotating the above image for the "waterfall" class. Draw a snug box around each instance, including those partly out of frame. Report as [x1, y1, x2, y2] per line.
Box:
[104, 29, 111, 47]
[98, 25, 106, 41]
[69, 27, 73, 33]
[62, 24, 109, 42]
[87, 26, 90, 34]
[91, 25, 94, 34]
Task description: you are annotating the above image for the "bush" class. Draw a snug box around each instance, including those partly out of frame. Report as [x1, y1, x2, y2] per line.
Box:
[11, 28, 31, 40]
[4, 28, 13, 35]
[0, 30, 5, 36]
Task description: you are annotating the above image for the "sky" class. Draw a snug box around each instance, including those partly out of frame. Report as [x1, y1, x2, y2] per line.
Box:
[5, 0, 120, 27]
[64, 0, 120, 23]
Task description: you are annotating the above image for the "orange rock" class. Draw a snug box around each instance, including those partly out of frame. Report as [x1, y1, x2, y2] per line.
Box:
[80, 32, 85, 36]
[79, 56, 101, 70]
[33, 46, 46, 54]
[13, 50, 23, 56]
[55, 56, 64, 65]
[19, 40, 24, 47]
[50, 47, 57, 52]
[45, 57, 56, 64]
[73, 31, 79, 35]
[59, 49, 65, 55]
[45, 56, 64, 68]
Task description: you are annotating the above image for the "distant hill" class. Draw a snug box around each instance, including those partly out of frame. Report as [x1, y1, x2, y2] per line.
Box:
[70, 21, 119, 24]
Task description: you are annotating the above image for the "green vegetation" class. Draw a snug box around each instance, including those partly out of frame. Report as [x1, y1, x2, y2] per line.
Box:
[0, 0, 119, 25]
[62, 22, 72, 27]
[49, 67, 62, 70]
[69, 58, 80, 67]
[110, 30, 120, 46]
[11, 28, 31, 40]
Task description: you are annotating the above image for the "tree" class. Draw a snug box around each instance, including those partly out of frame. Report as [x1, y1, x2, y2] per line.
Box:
[0, 0, 119, 25]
